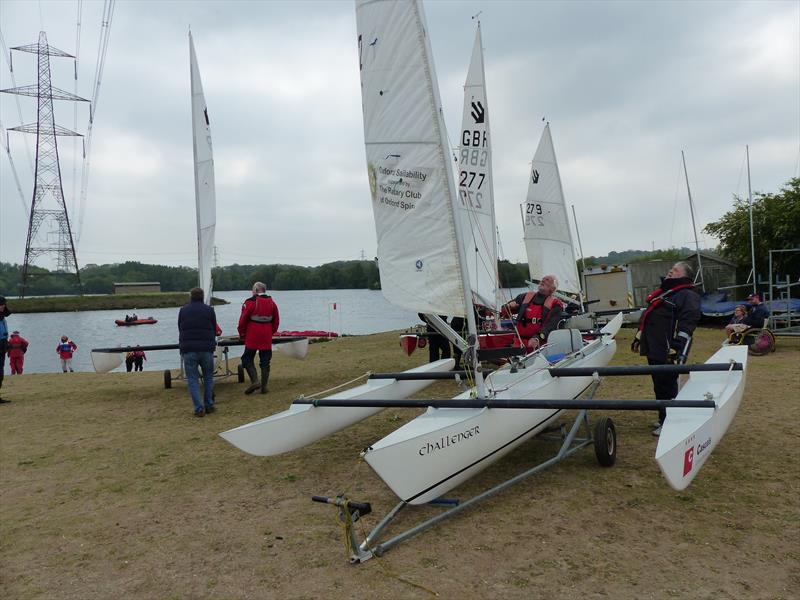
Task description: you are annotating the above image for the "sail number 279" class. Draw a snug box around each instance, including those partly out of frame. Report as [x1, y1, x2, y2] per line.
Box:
[525, 202, 544, 226]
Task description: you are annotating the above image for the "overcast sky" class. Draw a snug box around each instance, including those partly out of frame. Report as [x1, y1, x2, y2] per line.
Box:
[1, 0, 798, 271]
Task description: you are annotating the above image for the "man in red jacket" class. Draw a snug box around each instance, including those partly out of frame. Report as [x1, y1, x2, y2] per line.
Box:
[237, 282, 280, 394]
[8, 331, 29, 374]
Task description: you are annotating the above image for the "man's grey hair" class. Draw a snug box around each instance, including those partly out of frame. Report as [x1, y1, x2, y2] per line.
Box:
[252, 281, 267, 294]
[672, 261, 694, 280]
[542, 274, 559, 289]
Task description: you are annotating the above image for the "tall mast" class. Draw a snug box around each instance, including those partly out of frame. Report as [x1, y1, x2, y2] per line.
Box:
[746, 145, 757, 294]
[681, 150, 705, 292]
[571, 203, 586, 303]
[434, 15, 485, 397]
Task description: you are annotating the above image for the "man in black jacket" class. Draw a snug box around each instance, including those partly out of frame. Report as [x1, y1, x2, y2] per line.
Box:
[632, 262, 701, 436]
[178, 287, 219, 417]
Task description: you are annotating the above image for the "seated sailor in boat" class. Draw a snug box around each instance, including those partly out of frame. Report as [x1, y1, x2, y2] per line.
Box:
[504, 274, 564, 351]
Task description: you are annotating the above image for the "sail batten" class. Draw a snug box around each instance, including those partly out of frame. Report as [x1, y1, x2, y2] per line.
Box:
[522, 124, 580, 294]
[356, 0, 466, 317]
[189, 32, 216, 305]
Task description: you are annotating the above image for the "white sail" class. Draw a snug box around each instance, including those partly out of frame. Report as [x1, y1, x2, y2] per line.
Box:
[457, 23, 498, 310]
[189, 32, 216, 305]
[356, 0, 466, 317]
[522, 124, 580, 294]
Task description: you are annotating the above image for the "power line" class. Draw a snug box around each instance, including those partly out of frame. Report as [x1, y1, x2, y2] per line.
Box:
[76, 0, 115, 245]
[0, 28, 35, 177]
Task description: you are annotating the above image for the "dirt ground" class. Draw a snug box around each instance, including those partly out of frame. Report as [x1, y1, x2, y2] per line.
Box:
[1, 327, 798, 599]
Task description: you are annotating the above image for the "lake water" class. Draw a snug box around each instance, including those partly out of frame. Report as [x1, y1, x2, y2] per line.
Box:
[4, 288, 526, 374]
[4, 289, 419, 374]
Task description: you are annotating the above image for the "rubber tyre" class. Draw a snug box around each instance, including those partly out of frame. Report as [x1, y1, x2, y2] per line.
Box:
[163, 369, 172, 389]
[747, 329, 775, 356]
[237, 364, 245, 383]
[594, 416, 617, 467]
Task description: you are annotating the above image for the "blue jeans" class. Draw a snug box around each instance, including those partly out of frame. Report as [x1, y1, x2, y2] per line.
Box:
[182, 351, 214, 413]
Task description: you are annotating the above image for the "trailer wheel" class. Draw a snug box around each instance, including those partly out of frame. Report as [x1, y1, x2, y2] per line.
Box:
[163, 369, 172, 389]
[237, 364, 245, 383]
[594, 417, 616, 467]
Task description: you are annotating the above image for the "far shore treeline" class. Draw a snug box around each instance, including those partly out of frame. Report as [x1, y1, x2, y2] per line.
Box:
[1, 249, 695, 299]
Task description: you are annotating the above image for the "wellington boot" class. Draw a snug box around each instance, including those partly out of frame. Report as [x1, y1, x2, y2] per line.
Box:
[260, 367, 270, 394]
[244, 364, 260, 395]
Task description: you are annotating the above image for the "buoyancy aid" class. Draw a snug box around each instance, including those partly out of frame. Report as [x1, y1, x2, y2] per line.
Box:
[638, 282, 695, 332]
[517, 292, 560, 326]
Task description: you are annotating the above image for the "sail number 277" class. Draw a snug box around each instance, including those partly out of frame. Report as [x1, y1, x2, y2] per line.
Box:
[525, 202, 544, 226]
[459, 170, 485, 209]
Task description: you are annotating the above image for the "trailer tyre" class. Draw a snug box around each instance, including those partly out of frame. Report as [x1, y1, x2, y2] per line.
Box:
[163, 369, 172, 389]
[237, 364, 245, 383]
[594, 417, 616, 467]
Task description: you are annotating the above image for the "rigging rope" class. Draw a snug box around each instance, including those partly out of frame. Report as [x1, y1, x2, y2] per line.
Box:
[76, 0, 115, 245]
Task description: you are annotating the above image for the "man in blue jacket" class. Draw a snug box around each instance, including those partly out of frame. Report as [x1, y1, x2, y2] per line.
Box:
[742, 293, 770, 328]
[178, 287, 219, 417]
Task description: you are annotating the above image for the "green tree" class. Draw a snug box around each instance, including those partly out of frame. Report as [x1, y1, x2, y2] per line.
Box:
[703, 178, 800, 285]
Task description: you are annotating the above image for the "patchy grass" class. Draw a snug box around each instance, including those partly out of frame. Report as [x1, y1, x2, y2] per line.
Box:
[1, 328, 797, 599]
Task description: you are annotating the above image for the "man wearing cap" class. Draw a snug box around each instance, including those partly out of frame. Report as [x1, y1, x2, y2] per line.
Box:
[0, 296, 10, 403]
[632, 261, 701, 436]
[742, 293, 770, 328]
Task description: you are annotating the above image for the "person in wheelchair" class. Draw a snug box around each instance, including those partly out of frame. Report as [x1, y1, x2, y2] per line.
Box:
[724, 305, 748, 336]
[726, 293, 775, 355]
[743, 293, 770, 328]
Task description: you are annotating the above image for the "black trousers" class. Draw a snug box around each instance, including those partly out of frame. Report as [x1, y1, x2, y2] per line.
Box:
[648, 356, 678, 424]
[428, 334, 451, 362]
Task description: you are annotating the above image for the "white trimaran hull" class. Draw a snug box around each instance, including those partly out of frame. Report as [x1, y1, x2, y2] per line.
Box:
[655, 345, 747, 490]
[364, 316, 620, 505]
[219, 358, 454, 456]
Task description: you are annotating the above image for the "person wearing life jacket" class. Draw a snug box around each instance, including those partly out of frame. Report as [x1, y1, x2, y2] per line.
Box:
[504, 274, 564, 351]
[56, 335, 78, 373]
[7, 331, 29, 375]
[631, 261, 700, 436]
[238, 282, 280, 395]
[132, 346, 147, 372]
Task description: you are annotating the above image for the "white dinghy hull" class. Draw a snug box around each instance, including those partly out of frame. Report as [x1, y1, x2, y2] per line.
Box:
[364, 321, 620, 505]
[275, 337, 309, 360]
[91, 350, 124, 374]
[655, 345, 747, 490]
[219, 358, 455, 456]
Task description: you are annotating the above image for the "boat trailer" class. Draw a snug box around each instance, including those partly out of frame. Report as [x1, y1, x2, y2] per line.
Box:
[310, 362, 740, 563]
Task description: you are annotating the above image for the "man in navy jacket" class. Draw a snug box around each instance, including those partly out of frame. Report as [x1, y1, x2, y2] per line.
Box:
[178, 287, 219, 416]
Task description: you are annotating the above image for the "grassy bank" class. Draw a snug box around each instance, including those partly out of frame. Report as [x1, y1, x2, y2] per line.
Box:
[0, 328, 797, 598]
[7, 293, 228, 313]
